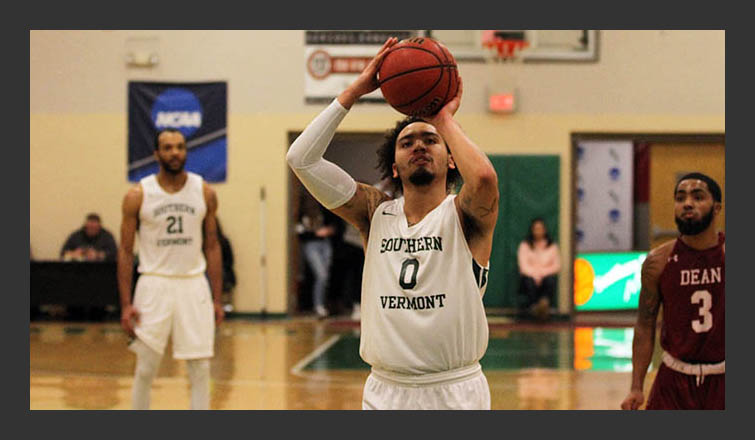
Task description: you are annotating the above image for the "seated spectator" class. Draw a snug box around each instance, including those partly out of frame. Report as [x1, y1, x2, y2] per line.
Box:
[517, 218, 561, 321]
[60, 213, 117, 262]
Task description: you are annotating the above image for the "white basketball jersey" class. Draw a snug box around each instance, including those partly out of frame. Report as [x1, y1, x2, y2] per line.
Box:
[137, 172, 207, 276]
[359, 195, 490, 375]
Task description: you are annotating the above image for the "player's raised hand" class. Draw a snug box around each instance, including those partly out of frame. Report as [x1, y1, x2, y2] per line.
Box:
[120, 304, 140, 338]
[620, 389, 645, 410]
[426, 75, 463, 125]
[340, 37, 398, 106]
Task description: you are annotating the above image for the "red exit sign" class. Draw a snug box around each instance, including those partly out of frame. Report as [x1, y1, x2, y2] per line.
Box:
[489, 93, 515, 113]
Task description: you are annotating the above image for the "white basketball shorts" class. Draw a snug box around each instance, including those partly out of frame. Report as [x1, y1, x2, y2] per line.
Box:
[362, 363, 491, 410]
[130, 274, 215, 359]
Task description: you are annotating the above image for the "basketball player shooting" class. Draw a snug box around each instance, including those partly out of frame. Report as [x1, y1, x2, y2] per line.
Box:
[287, 37, 499, 410]
[621, 173, 725, 410]
[117, 129, 225, 410]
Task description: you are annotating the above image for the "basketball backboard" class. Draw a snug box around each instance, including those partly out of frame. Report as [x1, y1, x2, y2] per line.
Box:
[424, 30, 599, 62]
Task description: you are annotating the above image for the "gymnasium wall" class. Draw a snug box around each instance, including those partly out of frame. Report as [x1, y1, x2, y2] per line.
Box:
[30, 30, 725, 314]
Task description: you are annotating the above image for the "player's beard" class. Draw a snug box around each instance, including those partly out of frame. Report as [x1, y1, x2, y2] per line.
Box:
[675, 206, 714, 236]
[158, 156, 186, 175]
[408, 167, 434, 186]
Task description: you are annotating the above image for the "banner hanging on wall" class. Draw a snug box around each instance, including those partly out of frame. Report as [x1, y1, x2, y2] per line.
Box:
[128, 81, 227, 182]
[304, 30, 417, 104]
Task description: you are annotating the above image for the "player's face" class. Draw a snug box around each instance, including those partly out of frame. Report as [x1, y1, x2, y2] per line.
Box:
[674, 179, 721, 236]
[155, 132, 187, 175]
[392, 122, 455, 187]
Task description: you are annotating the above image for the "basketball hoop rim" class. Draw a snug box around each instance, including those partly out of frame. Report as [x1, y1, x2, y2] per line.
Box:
[482, 39, 529, 62]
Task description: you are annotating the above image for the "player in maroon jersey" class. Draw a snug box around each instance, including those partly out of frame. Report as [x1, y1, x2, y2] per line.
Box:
[621, 172, 724, 410]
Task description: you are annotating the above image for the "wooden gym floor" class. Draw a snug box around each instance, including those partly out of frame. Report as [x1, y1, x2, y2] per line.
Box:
[30, 316, 659, 410]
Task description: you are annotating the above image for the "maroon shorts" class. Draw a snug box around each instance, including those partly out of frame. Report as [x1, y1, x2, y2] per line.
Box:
[646, 364, 725, 410]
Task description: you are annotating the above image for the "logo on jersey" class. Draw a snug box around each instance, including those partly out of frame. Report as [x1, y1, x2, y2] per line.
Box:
[668, 254, 678, 263]
[151, 88, 203, 138]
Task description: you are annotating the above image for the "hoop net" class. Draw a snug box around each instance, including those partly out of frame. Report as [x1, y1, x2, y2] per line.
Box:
[481, 30, 529, 62]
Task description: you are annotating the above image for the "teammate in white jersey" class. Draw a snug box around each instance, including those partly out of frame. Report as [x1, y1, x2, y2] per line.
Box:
[117, 128, 224, 410]
[287, 38, 499, 410]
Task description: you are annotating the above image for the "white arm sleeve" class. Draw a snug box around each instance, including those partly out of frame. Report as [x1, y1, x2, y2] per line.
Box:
[286, 99, 357, 209]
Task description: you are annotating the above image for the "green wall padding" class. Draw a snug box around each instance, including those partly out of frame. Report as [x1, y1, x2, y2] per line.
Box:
[484, 155, 560, 309]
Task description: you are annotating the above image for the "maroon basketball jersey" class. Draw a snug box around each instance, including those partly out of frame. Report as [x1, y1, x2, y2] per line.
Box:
[658, 232, 725, 363]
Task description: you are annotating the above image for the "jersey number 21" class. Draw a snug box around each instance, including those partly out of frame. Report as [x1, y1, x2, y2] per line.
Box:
[167, 216, 183, 234]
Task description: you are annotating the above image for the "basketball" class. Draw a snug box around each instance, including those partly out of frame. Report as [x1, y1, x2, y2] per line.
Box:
[378, 37, 459, 117]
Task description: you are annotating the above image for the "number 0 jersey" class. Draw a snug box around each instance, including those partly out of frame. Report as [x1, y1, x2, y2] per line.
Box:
[137, 172, 207, 277]
[658, 232, 725, 363]
[359, 195, 490, 375]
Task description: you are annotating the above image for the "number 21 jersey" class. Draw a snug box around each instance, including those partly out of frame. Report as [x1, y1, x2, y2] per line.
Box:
[137, 172, 207, 277]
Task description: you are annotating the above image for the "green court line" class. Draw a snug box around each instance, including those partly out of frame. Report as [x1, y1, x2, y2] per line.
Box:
[63, 327, 86, 334]
[303, 332, 570, 371]
[302, 329, 633, 372]
[304, 335, 368, 370]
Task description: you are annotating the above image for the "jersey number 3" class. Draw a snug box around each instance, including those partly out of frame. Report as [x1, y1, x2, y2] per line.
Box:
[691, 289, 713, 333]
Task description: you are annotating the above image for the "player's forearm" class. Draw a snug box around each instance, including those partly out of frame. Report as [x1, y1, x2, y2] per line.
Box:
[117, 247, 134, 308]
[434, 116, 498, 191]
[205, 243, 223, 303]
[337, 87, 362, 110]
[630, 323, 656, 390]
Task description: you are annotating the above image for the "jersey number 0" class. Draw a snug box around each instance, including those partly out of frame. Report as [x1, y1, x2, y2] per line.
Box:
[399, 258, 419, 289]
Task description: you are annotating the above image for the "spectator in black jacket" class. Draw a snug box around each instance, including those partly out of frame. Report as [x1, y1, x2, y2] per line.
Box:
[60, 213, 117, 262]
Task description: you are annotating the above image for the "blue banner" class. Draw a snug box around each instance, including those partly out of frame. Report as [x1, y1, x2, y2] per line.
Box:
[128, 81, 227, 182]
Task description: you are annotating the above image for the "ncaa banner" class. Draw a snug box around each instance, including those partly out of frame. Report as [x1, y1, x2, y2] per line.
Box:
[575, 140, 634, 252]
[304, 30, 417, 104]
[128, 81, 227, 182]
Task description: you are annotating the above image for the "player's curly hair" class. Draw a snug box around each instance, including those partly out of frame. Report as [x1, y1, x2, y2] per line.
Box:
[376, 116, 461, 195]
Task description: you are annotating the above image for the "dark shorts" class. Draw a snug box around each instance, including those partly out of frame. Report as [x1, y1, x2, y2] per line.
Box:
[646, 364, 725, 410]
